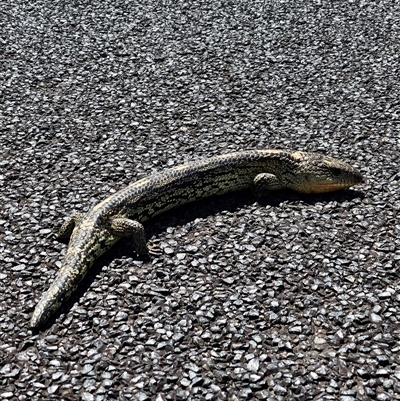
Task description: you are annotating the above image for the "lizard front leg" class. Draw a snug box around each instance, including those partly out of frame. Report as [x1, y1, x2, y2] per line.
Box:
[109, 217, 149, 255]
[253, 173, 285, 196]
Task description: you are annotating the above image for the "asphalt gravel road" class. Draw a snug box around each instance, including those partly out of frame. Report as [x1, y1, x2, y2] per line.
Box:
[1, 0, 399, 400]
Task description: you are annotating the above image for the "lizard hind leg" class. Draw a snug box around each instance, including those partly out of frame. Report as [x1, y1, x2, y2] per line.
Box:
[56, 213, 85, 240]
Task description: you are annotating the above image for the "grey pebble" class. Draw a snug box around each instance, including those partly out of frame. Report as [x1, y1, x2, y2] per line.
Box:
[370, 313, 382, 323]
[376, 369, 390, 377]
[81, 393, 94, 401]
[0, 393, 14, 399]
[246, 358, 260, 373]
[274, 384, 288, 395]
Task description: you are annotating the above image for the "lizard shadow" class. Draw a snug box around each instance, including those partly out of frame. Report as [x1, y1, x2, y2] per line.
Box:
[36, 188, 364, 330]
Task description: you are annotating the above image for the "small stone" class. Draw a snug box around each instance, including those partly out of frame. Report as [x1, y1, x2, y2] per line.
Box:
[383, 379, 393, 389]
[357, 368, 370, 378]
[289, 326, 302, 334]
[376, 368, 390, 377]
[314, 336, 326, 345]
[164, 247, 174, 255]
[184, 245, 198, 253]
[82, 364, 94, 374]
[247, 358, 259, 373]
[0, 393, 14, 399]
[370, 313, 382, 323]
[47, 385, 58, 394]
[222, 277, 235, 284]
[180, 378, 191, 387]
[250, 373, 262, 382]
[274, 384, 287, 395]
[191, 376, 204, 386]
[81, 393, 94, 401]
[266, 363, 279, 374]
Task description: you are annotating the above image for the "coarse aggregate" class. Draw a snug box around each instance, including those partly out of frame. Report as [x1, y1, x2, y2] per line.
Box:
[0, 0, 399, 400]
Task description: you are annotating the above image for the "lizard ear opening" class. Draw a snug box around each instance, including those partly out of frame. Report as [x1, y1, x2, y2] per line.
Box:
[329, 167, 343, 177]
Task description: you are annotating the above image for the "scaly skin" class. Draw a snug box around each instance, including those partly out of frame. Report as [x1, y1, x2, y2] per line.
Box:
[30, 150, 363, 328]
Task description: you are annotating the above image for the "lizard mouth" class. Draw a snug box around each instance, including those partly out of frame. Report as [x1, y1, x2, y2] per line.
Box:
[304, 178, 363, 193]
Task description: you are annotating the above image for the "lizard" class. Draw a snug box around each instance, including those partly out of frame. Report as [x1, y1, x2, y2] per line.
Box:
[30, 149, 363, 328]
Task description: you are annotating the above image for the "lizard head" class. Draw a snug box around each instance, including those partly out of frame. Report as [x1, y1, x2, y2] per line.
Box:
[287, 151, 364, 193]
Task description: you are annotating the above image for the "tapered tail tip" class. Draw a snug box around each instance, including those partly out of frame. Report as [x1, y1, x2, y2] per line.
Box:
[30, 308, 46, 329]
[30, 296, 54, 328]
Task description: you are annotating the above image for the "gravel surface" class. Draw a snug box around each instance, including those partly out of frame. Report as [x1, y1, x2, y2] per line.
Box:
[1, 0, 399, 400]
